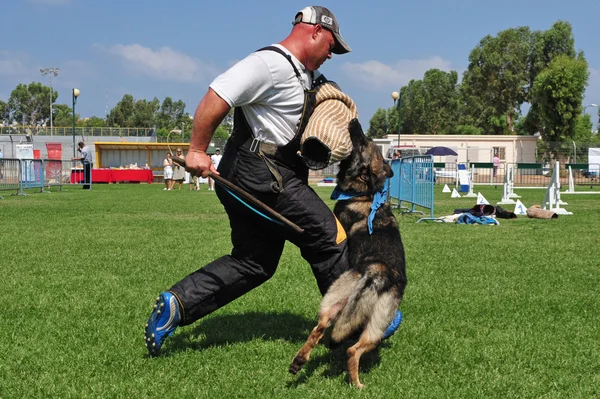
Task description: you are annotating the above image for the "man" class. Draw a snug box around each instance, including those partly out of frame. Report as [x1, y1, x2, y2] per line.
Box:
[208, 148, 222, 191]
[73, 141, 92, 189]
[145, 6, 399, 356]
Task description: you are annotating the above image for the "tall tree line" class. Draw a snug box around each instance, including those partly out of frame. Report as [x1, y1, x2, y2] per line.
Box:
[368, 21, 598, 146]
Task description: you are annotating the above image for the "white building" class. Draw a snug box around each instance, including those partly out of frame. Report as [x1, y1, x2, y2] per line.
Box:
[374, 134, 539, 164]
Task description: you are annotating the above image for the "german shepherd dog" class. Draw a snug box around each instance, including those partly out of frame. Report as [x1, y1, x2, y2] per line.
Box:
[289, 119, 407, 388]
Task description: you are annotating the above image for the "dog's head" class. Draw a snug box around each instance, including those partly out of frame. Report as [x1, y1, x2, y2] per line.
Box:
[336, 119, 393, 194]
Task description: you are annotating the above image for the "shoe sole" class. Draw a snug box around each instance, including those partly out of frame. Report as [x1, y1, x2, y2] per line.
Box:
[144, 294, 179, 357]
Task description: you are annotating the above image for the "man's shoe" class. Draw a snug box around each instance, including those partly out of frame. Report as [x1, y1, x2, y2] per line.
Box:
[145, 292, 181, 357]
[383, 310, 403, 340]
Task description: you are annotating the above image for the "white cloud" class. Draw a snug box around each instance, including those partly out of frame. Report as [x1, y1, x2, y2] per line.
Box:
[102, 44, 218, 83]
[25, 0, 71, 5]
[0, 51, 29, 76]
[341, 56, 456, 89]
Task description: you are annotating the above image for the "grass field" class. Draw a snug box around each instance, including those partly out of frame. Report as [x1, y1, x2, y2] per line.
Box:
[1, 183, 599, 398]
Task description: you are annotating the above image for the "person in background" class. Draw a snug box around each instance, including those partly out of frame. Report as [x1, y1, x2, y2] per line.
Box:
[171, 148, 186, 190]
[493, 152, 500, 178]
[188, 171, 199, 191]
[163, 152, 173, 190]
[208, 148, 222, 191]
[73, 141, 92, 189]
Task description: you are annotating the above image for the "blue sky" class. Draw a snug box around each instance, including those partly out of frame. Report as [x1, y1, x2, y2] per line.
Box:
[1, 0, 599, 129]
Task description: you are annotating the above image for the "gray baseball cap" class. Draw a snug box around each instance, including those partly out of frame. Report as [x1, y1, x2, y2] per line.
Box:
[293, 6, 351, 54]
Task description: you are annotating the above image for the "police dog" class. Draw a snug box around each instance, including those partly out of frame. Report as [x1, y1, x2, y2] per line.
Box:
[289, 119, 407, 388]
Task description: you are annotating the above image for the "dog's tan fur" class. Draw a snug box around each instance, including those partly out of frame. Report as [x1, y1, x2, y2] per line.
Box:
[289, 119, 407, 388]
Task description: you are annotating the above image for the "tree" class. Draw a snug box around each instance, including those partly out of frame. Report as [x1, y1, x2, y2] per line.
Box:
[131, 97, 160, 128]
[80, 116, 106, 128]
[421, 69, 460, 134]
[524, 21, 578, 136]
[52, 104, 76, 127]
[533, 54, 588, 150]
[461, 27, 531, 134]
[156, 97, 187, 130]
[0, 100, 8, 123]
[8, 82, 57, 126]
[107, 94, 135, 127]
[399, 80, 427, 134]
[367, 108, 389, 138]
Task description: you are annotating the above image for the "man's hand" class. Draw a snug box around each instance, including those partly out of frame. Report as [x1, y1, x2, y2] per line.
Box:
[185, 150, 219, 178]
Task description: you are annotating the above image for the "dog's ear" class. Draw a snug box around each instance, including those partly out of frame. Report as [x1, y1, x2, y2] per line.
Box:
[348, 119, 368, 148]
[384, 162, 394, 178]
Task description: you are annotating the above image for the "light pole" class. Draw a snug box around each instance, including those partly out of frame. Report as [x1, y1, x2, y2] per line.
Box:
[583, 104, 598, 133]
[391, 91, 401, 149]
[40, 67, 59, 136]
[72, 88, 80, 157]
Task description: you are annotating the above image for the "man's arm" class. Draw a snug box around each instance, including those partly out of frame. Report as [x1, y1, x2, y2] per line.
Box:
[185, 88, 231, 178]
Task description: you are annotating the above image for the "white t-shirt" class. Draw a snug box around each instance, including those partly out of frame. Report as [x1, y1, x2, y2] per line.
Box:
[210, 44, 321, 147]
[211, 153, 222, 168]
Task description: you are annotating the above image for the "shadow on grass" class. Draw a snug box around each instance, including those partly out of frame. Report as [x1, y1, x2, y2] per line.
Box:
[163, 310, 385, 385]
[285, 339, 386, 387]
[165, 311, 315, 353]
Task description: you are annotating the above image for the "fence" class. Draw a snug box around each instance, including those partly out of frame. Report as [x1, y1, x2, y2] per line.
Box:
[0, 159, 87, 197]
[389, 155, 435, 222]
[0, 126, 154, 138]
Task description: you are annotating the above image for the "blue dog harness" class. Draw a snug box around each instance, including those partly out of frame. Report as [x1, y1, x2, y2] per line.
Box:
[330, 178, 390, 235]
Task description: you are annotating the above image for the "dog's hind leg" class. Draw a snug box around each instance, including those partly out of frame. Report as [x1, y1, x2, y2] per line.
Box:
[347, 293, 400, 389]
[289, 301, 345, 375]
[346, 336, 378, 389]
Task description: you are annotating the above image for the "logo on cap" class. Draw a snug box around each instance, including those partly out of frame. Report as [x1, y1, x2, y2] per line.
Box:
[321, 15, 333, 25]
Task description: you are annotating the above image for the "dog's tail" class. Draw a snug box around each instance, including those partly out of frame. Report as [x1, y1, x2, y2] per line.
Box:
[329, 263, 400, 343]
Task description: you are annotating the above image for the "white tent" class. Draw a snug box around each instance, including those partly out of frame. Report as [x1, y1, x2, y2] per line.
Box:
[589, 148, 600, 173]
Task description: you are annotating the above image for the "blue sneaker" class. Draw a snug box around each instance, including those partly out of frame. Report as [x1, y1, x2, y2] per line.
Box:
[383, 310, 403, 340]
[145, 292, 181, 357]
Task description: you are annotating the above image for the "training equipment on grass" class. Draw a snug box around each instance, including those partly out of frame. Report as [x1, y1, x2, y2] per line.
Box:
[442, 184, 451, 193]
[514, 199, 527, 215]
[497, 164, 520, 204]
[451, 188, 461, 198]
[476, 192, 489, 205]
[542, 161, 572, 215]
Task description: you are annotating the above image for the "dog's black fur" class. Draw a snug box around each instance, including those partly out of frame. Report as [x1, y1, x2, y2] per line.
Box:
[289, 119, 407, 388]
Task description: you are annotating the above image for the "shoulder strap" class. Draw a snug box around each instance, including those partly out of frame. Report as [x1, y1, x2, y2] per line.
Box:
[257, 45, 303, 80]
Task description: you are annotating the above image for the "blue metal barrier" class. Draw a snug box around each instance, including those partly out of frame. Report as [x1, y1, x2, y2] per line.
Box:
[389, 155, 436, 223]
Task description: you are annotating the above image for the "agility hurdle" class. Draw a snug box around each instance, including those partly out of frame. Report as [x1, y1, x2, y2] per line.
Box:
[543, 161, 572, 215]
[497, 164, 521, 204]
[461, 163, 500, 198]
[563, 163, 600, 194]
[389, 155, 436, 223]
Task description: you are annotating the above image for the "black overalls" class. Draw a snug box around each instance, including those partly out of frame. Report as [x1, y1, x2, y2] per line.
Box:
[169, 47, 349, 325]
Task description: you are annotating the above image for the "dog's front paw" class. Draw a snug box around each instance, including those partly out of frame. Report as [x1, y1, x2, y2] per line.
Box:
[289, 356, 307, 375]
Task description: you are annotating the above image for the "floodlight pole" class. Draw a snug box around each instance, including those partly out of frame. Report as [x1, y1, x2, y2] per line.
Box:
[40, 67, 59, 136]
[72, 88, 80, 157]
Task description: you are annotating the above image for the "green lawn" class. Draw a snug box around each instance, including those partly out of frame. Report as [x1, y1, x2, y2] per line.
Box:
[1, 183, 599, 398]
